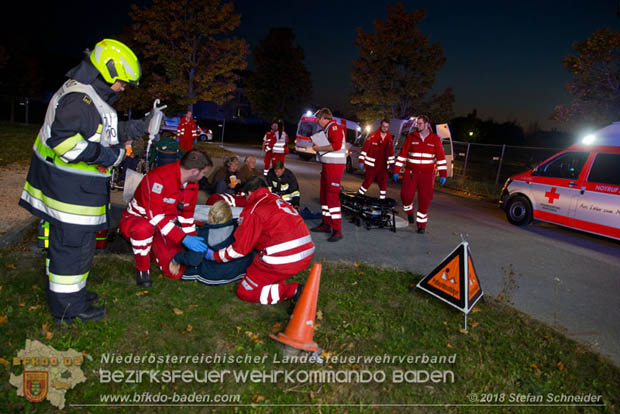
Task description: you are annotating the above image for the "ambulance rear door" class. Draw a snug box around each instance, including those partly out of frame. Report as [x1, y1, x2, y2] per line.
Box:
[435, 123, 454, 178]
[527, 150, 591, 227]
[572, 151, 620, 240]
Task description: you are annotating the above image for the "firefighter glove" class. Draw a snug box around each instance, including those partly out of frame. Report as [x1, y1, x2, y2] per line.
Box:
[93, 145, 125, 167]
[182, 235, 207, 253]
[439, 177, 446, 186]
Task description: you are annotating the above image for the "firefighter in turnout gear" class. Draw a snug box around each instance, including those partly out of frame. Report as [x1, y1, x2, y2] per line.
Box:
[19, 39, 144, 323]
[205, 176, 314, 306]
[266, 160, 301, 209]
[119, 150, 213, 285]
[394, 115, 448, 233]
[310, 108, 346, 242]
[357, 119, 395, 200]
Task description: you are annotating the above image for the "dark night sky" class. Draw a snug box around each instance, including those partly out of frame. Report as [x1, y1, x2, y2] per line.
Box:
[5, 0, 619, 128]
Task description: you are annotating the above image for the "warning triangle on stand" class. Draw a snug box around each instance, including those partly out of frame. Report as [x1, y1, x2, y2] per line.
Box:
[414, 241, 483, 314]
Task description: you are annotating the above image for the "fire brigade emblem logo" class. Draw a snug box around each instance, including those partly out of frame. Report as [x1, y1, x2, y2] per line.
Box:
[23, 371, 49, 403]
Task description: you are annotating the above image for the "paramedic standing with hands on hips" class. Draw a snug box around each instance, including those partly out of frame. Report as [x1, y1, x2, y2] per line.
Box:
[393, 115, 447, 234]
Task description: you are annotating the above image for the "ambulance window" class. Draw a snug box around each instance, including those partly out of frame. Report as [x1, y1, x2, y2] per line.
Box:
[537, 152, 589, 179]
[297, 121, 319, 137]
[442, 138, 452, 155]
[587, 153, 620, 185]
[346, 129, 358, 144]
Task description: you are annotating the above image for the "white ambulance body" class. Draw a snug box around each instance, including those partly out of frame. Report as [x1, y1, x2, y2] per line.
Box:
[346, 118, 454, 177]
[295, 114, 362, 161]
[499, 122, 620, 240]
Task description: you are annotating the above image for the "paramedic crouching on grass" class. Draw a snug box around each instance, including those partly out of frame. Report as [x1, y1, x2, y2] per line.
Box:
[205, 176, 314, 311]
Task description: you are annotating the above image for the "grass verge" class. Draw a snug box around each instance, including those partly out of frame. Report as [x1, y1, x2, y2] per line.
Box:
[0, 230, 618, 413]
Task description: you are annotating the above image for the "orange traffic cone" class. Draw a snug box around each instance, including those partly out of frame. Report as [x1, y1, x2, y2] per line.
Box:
[270, 263, 322, 352]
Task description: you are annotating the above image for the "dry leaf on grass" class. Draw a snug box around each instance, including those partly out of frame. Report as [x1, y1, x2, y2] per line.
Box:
[271, 322, 282, 333]
[18, 302, 25, 307]
[136, 290, 149, 296]
[245, 331, 264, 344]
[530, 363, 542, 374]
[470, 321, 480, 328]
[235, 326, 242, 334]
[6, 263, 16, 270]
[459, 328, 469, 335]
[446, 343, 453, 348]
[471, 307, 482, 313]
[184, 325, 193, 333]
[45, 331, 54, 340]
[173, 308, 184, 315]
[0, 315, 8, 325]
[556, 361, 565, 371]
[188, 305, 198, 310]
[316, 310, 323, 321]
[252, 394, 265, 403]
[0, 357, 10, 366]
[29, 305, 41, 311]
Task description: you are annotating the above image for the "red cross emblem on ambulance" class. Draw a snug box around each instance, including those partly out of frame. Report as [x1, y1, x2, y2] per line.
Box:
[545, 187, 560, 204]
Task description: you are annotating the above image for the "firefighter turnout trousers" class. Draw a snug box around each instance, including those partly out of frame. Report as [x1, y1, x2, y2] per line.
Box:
[47, 223, 96, 318]
[119, 215, 183, 279]
[358, 168, 389, 199]
[319, 163, 345, 232]
[400, 169, 435, 228]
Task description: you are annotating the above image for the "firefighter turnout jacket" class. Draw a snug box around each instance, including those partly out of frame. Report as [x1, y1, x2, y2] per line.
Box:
[266, 168, 301, 207]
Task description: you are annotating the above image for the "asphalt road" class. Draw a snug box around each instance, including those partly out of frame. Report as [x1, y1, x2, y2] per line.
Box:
[226, 144, 620, 365]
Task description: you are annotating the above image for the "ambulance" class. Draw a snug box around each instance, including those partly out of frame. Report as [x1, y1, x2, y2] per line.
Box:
[295, 112, 362, 160]
[347, 117, 454, 177]
[499, 121, 620, 240]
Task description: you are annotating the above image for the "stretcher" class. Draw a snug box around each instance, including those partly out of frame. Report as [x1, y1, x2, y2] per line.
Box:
[339, 190, 398, 232]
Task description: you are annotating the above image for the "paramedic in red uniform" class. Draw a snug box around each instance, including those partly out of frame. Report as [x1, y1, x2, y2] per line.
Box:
[119, 150, 213, 286]
[393, 115, 448, 233]
[265, 120, 289, 168]
[357, 119, 395, 199]
[310, 108, 346, 242]
[206, 176, 314, 307]
[176, 111, 197, 153]
[261, 122, 278, 176]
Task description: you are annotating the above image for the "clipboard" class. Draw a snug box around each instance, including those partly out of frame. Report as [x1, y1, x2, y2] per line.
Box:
[310, 130, 330, 147]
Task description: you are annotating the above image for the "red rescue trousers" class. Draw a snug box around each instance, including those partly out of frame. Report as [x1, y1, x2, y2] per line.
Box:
[319, 163, 345, 232]
[263, 152, 271, 175]
[235, 254, 311, 304]
[358, 168, 388, 199]
[119, 215, 184, 279]
[400, 169, 435, 228]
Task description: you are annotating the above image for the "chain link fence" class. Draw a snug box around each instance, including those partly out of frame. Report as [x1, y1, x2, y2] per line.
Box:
[448, 141, 564, 198]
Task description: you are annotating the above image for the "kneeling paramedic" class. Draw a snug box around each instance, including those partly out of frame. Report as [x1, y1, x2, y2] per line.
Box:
[119, 150, 213, 286]
[205, 176, 314, 310]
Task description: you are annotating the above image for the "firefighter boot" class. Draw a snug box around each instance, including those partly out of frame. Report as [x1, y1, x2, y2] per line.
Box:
[327, 230, 343, 242]
[287, 283, 305, 315]
[407, 215, 415, 225]
[311, 223, 332, 233]
[54, 305, 106, 325]
[86, 291, 99, 303]
[417, 226, 426, 234]
[137, 270, 153, 288]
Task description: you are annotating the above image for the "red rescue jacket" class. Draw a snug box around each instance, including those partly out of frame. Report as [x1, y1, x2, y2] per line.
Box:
[395, 131, 448, 177]
[123, 161, 198, 244]
[359, 130, 395, 171]
[214, 188, 314, 276]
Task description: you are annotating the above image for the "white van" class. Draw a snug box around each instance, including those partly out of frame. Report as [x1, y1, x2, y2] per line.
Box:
[347, 118, 454, 177]
[295, 113, 362, 161]
[499, 122, 620, 240]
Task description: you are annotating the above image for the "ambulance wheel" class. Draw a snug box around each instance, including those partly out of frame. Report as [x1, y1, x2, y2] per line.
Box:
[506, 195, 532, 226]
